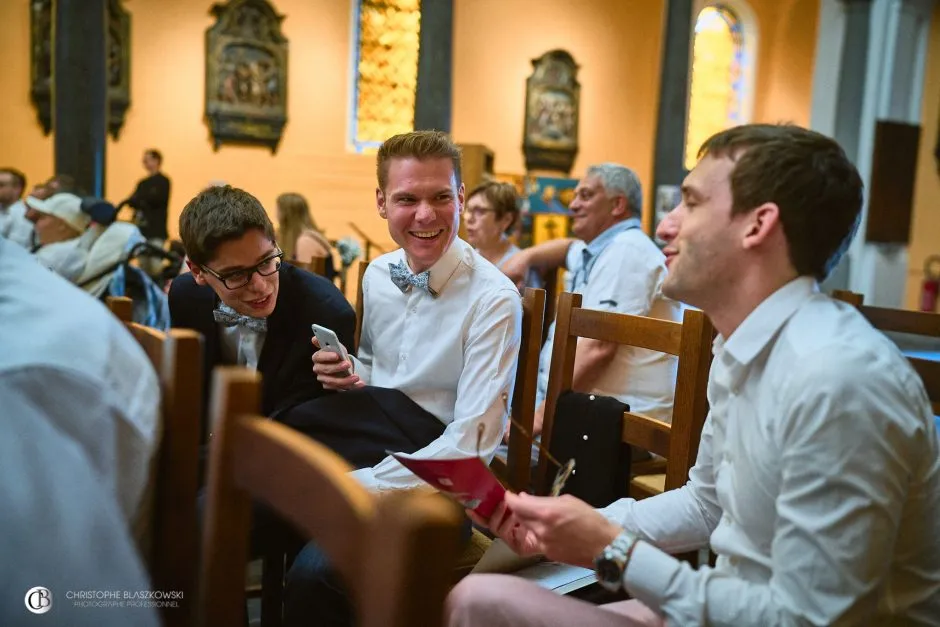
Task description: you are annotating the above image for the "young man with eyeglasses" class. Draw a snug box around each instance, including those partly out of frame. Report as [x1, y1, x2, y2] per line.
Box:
[169, 185, 355, 422]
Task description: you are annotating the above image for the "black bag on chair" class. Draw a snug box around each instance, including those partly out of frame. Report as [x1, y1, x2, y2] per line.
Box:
[547, 390, 632, 508]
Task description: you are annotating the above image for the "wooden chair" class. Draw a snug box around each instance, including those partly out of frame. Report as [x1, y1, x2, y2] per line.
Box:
[833, 290, 940, 413]
[106, 296, 203, 627]
[490, 287, 546, 492]
[197, 367, 462, 627]
[106, 294, 134, 323]
[354, 260, 368, 353]
[536, 292, 714, 500]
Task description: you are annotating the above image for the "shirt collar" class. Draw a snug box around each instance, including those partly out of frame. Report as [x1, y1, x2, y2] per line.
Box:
[715, 276, 818, 367]
[584, 217, 642, 259]
[398, 237, 471, 296]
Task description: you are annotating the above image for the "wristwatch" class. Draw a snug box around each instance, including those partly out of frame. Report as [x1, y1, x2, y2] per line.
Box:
[594, 530, 639, 592]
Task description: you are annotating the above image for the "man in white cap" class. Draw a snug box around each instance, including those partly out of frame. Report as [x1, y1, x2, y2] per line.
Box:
[26, 192, 91, 282]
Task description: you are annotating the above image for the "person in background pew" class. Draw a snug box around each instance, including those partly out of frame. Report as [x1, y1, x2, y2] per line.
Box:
[463, 180, 543, 289]
[446, 124, 940, 626]
[280, 130, 522, 627]
[0, 236, 161, 555]
[276, 191, 338, 281]
[169, 184, 356, 423]
[25, 192, 91, 282]
[0, 167, 35, 249]
[502, 163, 681, 447]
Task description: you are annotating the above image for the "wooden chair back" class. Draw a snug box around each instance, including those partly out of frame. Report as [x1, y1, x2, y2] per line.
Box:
[536, 292, 714, 498]
[833, 290, 940, 413]
[491, 287, 546, 492]
[354, 260, 368, 352]
[197, 368, 462, 627]
[106, 294, 134, 323]
[106, 296, 203, 627]
[542, 266, 560, 343]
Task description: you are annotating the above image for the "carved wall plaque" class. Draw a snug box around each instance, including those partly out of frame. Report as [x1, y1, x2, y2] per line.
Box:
[29, 0, 131, 139]
[522, 50, 580, 174]
[205, 0, 288, 153]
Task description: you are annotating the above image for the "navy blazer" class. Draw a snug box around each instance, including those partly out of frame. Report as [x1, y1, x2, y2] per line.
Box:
[169, 263, 356, 421]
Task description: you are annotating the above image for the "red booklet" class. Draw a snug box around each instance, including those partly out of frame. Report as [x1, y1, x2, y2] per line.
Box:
[391, 452, 506, 518]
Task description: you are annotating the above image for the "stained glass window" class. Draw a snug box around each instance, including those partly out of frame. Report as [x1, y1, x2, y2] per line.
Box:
[685, 5, 746, 170]
[350, 0, 421, 153]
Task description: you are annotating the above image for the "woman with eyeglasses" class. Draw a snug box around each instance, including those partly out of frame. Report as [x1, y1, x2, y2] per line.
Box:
[463, 181, 543, 289]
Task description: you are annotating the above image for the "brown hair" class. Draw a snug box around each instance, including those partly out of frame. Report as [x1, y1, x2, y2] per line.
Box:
[276, 192, 323, 260]
[467, 181, 520, 234]
[698, 124, 864, 280]
[0, 168, 26, 195]
[179, 185, 275, 265]
[376, 130, 462, 191]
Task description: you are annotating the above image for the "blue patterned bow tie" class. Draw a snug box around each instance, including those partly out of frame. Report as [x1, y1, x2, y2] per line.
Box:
[213, 303, 268, 333]
[388, 260, 437, 296]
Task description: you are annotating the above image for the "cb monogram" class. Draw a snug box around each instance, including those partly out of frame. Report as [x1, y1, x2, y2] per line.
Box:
[25, 587, 52, 614]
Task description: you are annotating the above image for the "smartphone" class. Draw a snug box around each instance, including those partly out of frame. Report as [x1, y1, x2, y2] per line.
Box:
[311, 324, 350, 364]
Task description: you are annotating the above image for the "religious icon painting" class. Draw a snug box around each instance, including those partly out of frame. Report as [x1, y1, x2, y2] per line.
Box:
[522, 50, 581, 175]
[205, 0, 289, 152]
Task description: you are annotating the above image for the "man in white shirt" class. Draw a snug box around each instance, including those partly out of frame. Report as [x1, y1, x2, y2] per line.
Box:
[504, 164, 681, 439]
[0, 167, 35, 249]
[283, 130, 522, 626]
[0, 236, 162, 552]
[446, 124, 940, 626]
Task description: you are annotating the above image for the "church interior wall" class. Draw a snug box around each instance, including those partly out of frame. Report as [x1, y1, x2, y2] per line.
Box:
[0, 0, 830, 257]
[905, 2, 940, 309]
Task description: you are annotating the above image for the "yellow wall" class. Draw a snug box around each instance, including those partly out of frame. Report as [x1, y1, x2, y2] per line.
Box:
[750, 0, 819, 127]
[906, 4, 940, 310]
[453, 0, 665, 218]
[0, 0, 819, 249]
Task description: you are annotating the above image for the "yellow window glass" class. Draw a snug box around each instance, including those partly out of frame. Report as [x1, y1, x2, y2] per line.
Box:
[352, 0, 422, 153]
[685, 5, 744, 170]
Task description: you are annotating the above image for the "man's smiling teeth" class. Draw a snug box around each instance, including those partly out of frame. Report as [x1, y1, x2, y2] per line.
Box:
[412, 230, 442, 239]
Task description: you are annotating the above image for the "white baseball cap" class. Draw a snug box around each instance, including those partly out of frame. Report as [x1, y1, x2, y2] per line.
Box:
[26, 193, 91, 233]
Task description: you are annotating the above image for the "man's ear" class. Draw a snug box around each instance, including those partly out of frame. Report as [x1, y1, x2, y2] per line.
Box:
[610, 195, 628, 218]
[456, 182, 466, 215]
[187, 259, 208, 286]
[741, 202, 781, 250]
[376, 188, 387, 219]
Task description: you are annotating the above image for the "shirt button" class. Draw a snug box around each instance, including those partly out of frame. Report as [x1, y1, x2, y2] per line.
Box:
[399, 354, 406, 362]
[582, 434, 589, 441]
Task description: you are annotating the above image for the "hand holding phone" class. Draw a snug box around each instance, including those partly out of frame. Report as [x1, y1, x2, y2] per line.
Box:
[311, 324, 357, 388]
[311, 324, 350, 363]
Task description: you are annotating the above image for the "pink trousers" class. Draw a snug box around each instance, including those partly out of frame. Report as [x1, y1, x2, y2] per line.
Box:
[446, 574, 666, 627]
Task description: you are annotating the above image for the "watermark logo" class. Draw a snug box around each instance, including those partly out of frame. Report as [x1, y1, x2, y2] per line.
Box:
[25, 587, 52, 614]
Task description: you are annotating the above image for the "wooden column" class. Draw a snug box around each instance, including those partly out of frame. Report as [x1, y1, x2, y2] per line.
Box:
[54, 0, 108, 196]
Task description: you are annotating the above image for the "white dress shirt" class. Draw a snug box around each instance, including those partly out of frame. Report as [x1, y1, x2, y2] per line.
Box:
[537, 220, 682, 423]
[0, 198, 35, 249]
[599, 277, 940, 625]
[350, 238, 522, 490]
[0, 237, 162, 550]
[218, 323, 266, 371]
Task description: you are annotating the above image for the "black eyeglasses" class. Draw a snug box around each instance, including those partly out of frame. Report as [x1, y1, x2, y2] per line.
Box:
[200, 249, 284, 290]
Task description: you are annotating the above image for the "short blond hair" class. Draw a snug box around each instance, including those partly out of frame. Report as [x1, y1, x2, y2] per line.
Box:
[376, 130, 462, 191]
